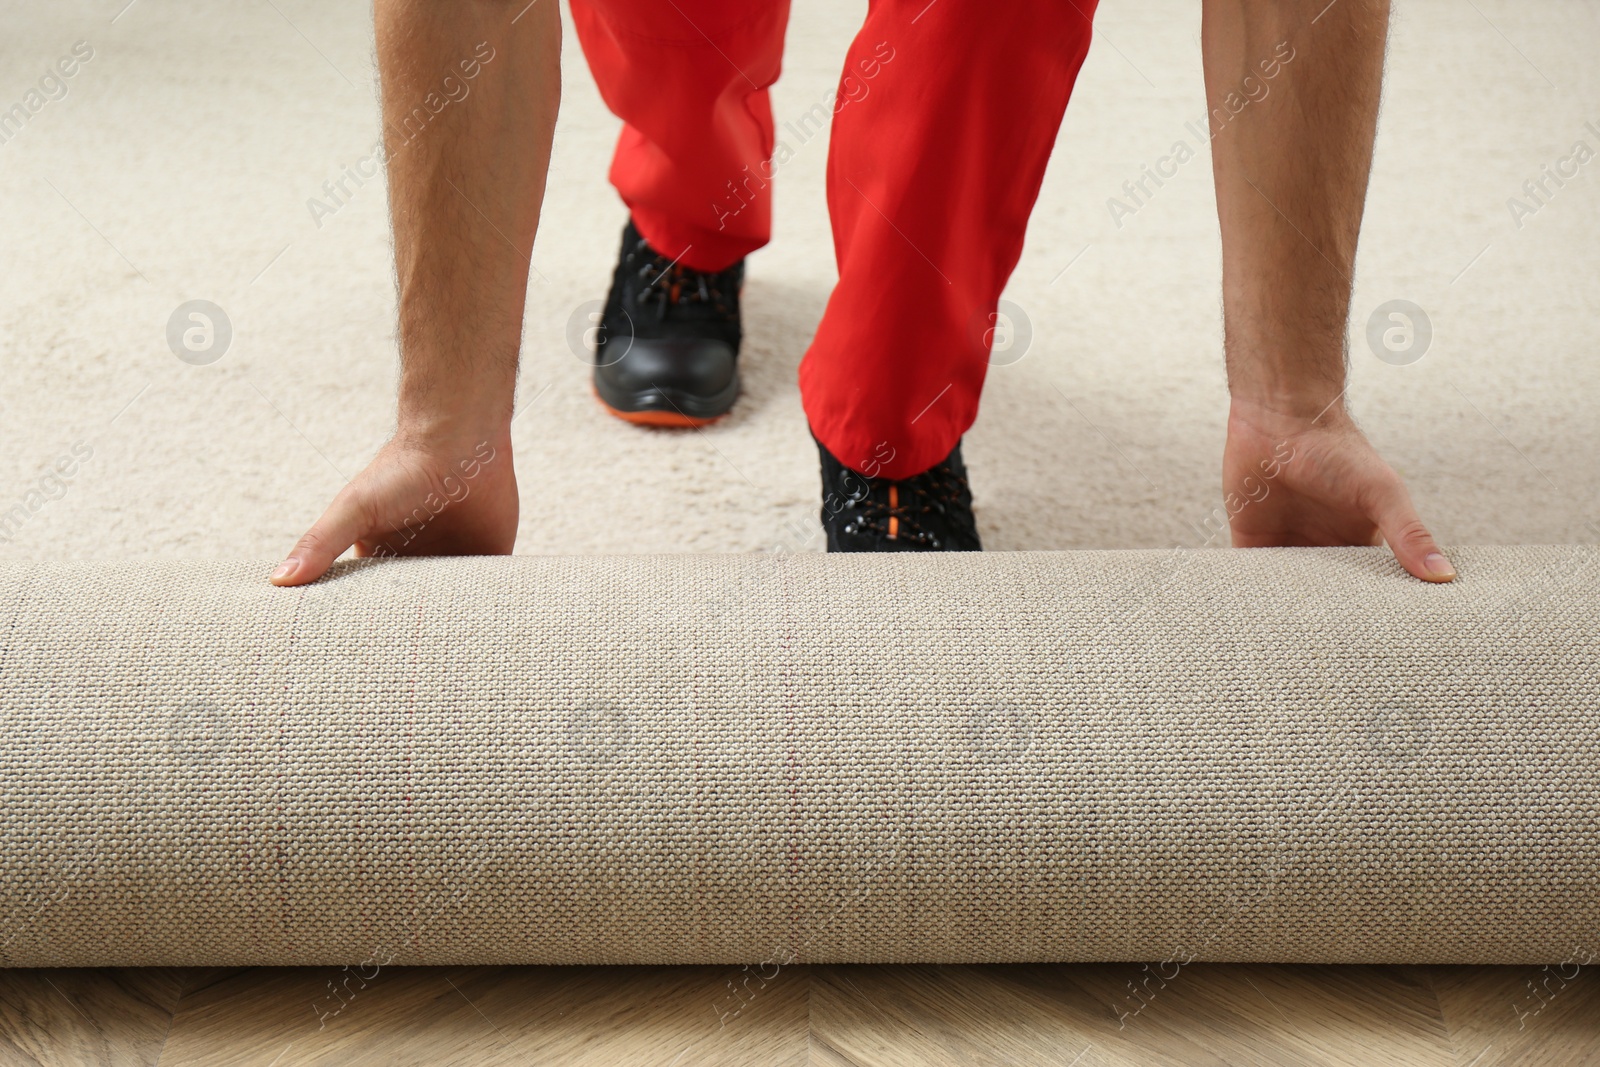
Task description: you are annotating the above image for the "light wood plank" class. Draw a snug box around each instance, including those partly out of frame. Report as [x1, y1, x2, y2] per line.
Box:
[158, 965, 495, 1067]
[0, 969, 185, 1067]
[812, 964, 1105, 1067]
[157, 964, 808, 1066]
[1421, 963, 1600, 1067]
[810, 963, 1459, 1067]
[1, 964, 1597, 1066]
[440, 964, 808, 1066]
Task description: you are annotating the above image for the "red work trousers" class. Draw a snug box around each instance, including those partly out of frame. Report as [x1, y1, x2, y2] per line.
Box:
[571, 0, 1097, 478]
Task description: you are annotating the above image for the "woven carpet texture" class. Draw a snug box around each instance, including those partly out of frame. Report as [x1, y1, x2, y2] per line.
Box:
[2, 545, 1596, 967]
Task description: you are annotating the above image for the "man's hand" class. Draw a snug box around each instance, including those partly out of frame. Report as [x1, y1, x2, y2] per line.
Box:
[1199, 0, 1449, 579]
[1223, 399, 1454, 582]
[268, 0, 557, 587]
[270, 430, 517, 587]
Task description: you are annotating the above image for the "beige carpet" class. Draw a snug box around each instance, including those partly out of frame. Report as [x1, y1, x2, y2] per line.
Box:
[0, 0, 1596, 559]
[4, 546, 1597, 966]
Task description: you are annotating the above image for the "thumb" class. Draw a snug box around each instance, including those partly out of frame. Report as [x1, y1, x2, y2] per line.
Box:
[270, 488, 368, 587]
[1368, 478, 1456, 583]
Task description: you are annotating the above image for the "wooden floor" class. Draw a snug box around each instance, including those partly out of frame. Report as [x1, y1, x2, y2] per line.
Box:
[2, 962, 1597, 1066]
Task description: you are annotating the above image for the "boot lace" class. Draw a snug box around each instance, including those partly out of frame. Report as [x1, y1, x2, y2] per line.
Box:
[633, 240, 733, 321]
[839, 463, 973, 549]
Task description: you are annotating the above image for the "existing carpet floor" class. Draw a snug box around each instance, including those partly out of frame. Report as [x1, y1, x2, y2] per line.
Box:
[1, 0, 1596, 560]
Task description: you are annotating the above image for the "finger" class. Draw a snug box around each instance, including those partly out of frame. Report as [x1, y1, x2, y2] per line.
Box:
[1367, 479, 1456, 583]
[270, 490, 368, 587]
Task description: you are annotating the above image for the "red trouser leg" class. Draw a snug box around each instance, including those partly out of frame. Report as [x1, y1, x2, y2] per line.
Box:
[801, 0, 1099, 479]
[570, 0, 790, 273]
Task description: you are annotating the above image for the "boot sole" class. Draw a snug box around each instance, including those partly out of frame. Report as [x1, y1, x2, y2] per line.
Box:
[591, 373, 740, 428]
[592, 388, 734, 428]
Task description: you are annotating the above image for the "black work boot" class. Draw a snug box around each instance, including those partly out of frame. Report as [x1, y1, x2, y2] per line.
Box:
[817, 438, 983, 552]
[592, 218, 744, 426]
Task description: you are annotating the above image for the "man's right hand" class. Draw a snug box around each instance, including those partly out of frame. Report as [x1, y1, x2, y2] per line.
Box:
[269, 430, 518, 587]
[267, 0, 558, 587]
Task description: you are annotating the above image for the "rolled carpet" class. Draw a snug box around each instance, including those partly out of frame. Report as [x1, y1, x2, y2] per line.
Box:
[1, 546, 1596, 967]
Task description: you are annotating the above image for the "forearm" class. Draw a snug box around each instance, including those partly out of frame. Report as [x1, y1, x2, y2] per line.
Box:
[375, 0, 560, 438]
[1203, 0, 1389, 419]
